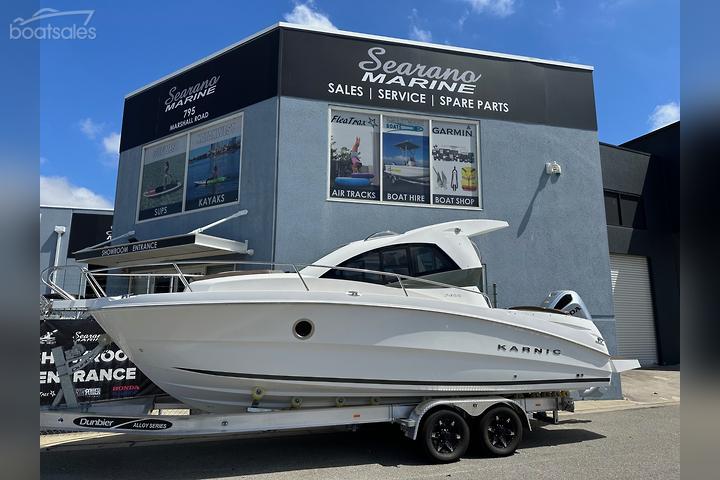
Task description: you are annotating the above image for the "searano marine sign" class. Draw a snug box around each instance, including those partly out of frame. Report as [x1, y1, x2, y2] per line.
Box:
[120, 26, 597, 151]
[281, 29, 595, 129]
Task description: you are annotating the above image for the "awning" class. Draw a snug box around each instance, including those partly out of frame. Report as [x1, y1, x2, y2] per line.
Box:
[73, 233, 250, 267]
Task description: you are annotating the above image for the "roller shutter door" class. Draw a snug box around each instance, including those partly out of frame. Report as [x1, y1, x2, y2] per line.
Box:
[609, 254, 658, 365]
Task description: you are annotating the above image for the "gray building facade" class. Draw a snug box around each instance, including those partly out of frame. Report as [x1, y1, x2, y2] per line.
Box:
[600, 122, 680, 366]
[101, 23, 622, 398]
[40, 205, 113, 297]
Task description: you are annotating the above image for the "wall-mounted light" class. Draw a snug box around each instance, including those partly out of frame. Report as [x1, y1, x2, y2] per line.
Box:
[545, 161, 562, 175]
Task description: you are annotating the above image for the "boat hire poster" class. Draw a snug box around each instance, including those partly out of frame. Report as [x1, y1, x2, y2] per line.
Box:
[431, 121, 480, 207]
[185, 116, 243, 211]
[138, 135, 187, 221]
[382, 116, 430, 204]
[329, 110, 381, 201]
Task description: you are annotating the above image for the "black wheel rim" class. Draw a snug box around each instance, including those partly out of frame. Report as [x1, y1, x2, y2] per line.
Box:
[430, 415, 464, 454]
[486, 412, 517, 450]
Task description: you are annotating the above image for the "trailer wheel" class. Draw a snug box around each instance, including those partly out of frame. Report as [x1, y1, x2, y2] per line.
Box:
[479, 406, 523, 456]
[419, 409, 470, 463]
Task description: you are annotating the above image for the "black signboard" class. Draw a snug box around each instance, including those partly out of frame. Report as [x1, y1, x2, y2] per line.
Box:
[120, 29, 279, 151]
[40, 318, 162, 406]
[280, 29, 597, 131]
[122, 25, 596, 152]
[67, 213, 113, 258]
[74, 234, 195, 261]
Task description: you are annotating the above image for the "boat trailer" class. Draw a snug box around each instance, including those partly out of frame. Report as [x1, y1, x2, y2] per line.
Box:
[41, 332, 574, 462]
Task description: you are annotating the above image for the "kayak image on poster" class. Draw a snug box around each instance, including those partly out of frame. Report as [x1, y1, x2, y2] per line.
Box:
[382, 116, 430, 204]
[329, 110, 380, 202]
[185, 115, 242, 211]
[138, 135, 186, 221]
[431, 121, 480, 207]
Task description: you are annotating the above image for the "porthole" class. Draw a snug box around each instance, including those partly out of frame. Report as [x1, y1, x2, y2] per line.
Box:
[293, 319, 314, 339]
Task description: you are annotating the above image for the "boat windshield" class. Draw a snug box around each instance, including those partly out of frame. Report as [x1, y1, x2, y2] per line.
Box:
[321, 243, 468, 287]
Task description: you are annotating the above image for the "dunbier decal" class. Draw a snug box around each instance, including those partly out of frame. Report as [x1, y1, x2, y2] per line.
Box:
[73, 416, 173, 430]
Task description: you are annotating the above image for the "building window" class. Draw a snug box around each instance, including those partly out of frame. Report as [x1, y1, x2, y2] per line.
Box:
[604, 191, 621, 226]
[603, 190, 646, 229]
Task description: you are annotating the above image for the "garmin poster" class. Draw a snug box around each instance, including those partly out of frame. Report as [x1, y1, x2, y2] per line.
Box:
[431, 121, 480, 207]
[185, 116, 242, 211]
[329, 110, 380, 201]
[40, 318, 162, 406]
[382, 116, 430, 204]
[138, 135, 187, 221]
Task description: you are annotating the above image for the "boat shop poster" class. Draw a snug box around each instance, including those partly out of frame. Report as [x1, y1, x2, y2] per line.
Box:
[431, 121, 479, 207]
[138, 135, 187, 221]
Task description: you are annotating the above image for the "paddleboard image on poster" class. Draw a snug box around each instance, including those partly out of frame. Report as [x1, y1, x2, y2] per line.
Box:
[185, 115, 242, 211]
[431, 121, 480, 207]
[143, 181, 183, 198]
[138, 135, 187, 221]
[329, 110, 380, 202]
[382, 116, 430, 204]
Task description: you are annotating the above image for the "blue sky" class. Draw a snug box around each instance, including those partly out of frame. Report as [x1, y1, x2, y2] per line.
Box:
[37, 0, 679, 208]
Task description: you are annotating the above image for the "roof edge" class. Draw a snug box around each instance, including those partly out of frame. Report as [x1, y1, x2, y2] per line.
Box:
[40, 204, 114, 212]
[599, 142, 652, 157]
[125, 22, 594, 100]
[620, 120, 680, 147]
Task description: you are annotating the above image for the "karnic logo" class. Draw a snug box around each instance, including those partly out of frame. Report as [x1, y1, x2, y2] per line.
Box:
[10, 8, 96, 40]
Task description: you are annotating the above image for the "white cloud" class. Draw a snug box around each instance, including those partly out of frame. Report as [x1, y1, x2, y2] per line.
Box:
[40, 156, 47, 165]
[457, 10, 470, 29]
[648, 102, 680, 131]
[409, 9, 432, 42]
[284, 1, 337, 30]
[410, 25, 432, 42]
[99, 132, 121, 167]
[553, 0, 564, 16]
[102, 132, 121, 155]
[78, 117, 104, 139]
[40, 176, 112, 209]
[463, 0, 515, 17]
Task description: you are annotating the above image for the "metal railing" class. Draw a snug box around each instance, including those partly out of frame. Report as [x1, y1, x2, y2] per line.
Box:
[41, 261, 492, 306]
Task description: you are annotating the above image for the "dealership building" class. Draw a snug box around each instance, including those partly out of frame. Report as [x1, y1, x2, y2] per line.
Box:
[40, 205, 113, 298]
[70, 23, 676, 399]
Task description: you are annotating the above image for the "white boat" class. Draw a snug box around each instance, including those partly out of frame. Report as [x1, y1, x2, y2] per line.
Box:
[384, 164, 430, 183]
[89, 220, 637, 413]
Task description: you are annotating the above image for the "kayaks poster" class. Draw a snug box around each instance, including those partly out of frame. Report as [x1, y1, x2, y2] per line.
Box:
[329, 111, 380, 201]
[185, 116, 242, 211]
[138, 135, 186, 221]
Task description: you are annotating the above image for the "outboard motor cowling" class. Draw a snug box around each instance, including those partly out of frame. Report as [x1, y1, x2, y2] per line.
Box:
[541, 290, 591, 320]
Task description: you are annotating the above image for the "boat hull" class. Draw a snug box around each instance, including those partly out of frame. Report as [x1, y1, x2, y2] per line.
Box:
[91, 292, 612, 412]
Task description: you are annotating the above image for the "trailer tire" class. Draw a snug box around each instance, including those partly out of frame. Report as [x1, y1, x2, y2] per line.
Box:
[419, 409, 470, 463]
[478, 405, 523, 456]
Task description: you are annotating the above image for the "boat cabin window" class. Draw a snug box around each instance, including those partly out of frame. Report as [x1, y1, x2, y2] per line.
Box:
[322, 243, 459, 285]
